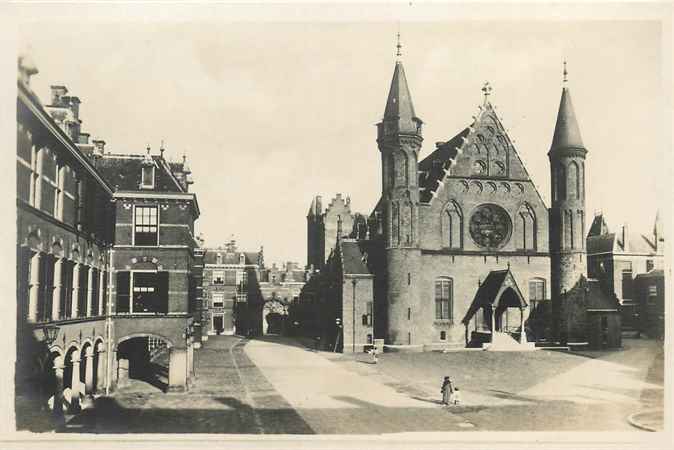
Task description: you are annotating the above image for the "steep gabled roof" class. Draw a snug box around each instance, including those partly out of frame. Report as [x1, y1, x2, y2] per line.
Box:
[418, 127, 469, 202]
[339, 239, 374, 276]
[587, 233, 617, 255]
[461, 268, 527, 324]
[97, 154, 185, 192]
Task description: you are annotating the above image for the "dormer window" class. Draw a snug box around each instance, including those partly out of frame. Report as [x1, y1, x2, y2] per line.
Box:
[141, 165, 155, 189]
[239, 253, 245, 265]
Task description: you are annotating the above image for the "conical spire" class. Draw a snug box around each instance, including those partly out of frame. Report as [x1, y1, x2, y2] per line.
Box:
[550, 66, 585, 153]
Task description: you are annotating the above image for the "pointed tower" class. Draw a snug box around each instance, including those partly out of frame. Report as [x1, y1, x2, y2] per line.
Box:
[377, 34, 424, 346]
[306, 195, 324, 270]
[549, 62, 588, 342]
[653, 210, 664, 254]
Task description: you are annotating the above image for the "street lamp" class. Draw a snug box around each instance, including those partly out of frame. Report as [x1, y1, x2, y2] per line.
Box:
[41, 324, 60, 346]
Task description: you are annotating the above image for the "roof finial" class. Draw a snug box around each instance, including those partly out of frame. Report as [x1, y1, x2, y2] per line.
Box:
[563, 60, 568, 84]
[146, 143, 151, 154]
[396, 30, 402, 60]
[481, 81, 492, 103]
[160, 139, 165, 157]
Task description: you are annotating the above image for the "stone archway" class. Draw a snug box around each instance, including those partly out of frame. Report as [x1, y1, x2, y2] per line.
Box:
[116, 334, 172, 392]
[263, 295, 289, 335]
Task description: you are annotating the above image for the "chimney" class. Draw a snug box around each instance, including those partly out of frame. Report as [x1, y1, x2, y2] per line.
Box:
[67, 96, 81, 120]
[78, 132, 90, 145]
[621, 223, 629, 252]
[50, 85, 68, 106]
[18, 54, 38, 88]
[92, 139, 106, 158]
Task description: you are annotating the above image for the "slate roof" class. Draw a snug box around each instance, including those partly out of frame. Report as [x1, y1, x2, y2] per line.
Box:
[340, 239, 374, 276]
[203, 250, 260, 265]
[587, 233, 616, 255]
[418, 127, 470, 203]
[97, 154, 184, 192]
[634, 269, 664, 280]
[461, 269, 527, 324]
[382, 61, 422, 135]
[550, 87, 585, 152]
[585, 278, 620, 310]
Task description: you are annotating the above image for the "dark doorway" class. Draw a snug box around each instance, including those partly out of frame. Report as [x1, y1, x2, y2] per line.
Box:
[214, 316, 224, 335]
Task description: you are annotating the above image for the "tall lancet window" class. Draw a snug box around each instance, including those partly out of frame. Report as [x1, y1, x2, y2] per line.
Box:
[516, 203, 536, 250]
[388, 154, 395, 189]
[442, 201, 463, 249]
[557, 164, 566, 201]
[569, 161, 579, 200]
[391, 202, 400, 246]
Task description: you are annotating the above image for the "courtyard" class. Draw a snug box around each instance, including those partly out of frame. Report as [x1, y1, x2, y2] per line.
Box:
[56, 334, 664, 434]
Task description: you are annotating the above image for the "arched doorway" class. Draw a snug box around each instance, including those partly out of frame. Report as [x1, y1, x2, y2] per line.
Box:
[263, 296, 288, 335]
[116, 335, 171, 392]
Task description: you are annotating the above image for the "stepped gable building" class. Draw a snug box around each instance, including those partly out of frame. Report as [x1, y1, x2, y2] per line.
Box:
[201, 240, 264, 337]
[307, 49, 627, 352]
[15, 53, 203, 430]
[306, 193, 355, 270]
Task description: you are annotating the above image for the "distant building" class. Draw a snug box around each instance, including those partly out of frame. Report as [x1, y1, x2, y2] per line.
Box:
[306, 193, 354, 270]
[201, 240, 264, 337]
[258, 262, 309, 335]
[587, 212, 664, 331]
[634, 270, 665, 340]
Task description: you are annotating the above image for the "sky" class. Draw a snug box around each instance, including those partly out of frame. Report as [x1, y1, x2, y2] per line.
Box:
[19, 19, 668, 266]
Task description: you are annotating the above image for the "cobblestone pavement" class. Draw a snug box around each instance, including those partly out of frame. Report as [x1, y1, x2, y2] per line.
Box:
[63, 335, 312, 433]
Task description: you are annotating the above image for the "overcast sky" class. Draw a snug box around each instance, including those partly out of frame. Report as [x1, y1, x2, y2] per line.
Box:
[20, 19, 667, 265]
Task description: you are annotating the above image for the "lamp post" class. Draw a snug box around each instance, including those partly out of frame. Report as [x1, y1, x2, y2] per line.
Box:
[37, 325, 60, 416]
[351, 279, 357, 353]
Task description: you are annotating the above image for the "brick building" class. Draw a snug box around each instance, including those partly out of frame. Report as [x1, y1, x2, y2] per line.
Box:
[258, 262, 309, 335]
[201, 240, 264, 337]
[15, 54, 202, 430]
[304, 55, 625, 352]
[634, 270, 665, 340]
[587, 212, 665, 331]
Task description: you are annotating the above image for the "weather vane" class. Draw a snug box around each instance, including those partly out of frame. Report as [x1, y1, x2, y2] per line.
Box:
[481, 82, 493, 101]
[563, 60, 568, 84]
[396, 31, 402, 59]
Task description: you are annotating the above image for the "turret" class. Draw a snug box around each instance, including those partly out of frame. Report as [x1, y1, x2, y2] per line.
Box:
[379, 34, 423, 346]
[377, 34, 423, 249]
[549, 62, 588, 342]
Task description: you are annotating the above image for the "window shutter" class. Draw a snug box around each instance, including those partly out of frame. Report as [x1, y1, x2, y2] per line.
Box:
[158, 271, 169, 313]
[116, 271, 130, 313]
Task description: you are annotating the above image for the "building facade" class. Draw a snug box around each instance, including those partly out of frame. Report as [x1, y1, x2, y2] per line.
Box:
[201, 240, 264, 337]
[307, 193, 355, 270]
[15, 54, 202, 430]
[587, 212, 665, 331]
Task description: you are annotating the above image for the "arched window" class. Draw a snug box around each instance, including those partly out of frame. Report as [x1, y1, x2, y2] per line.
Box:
[402, 202, 413, 244]
[388, 154, 395, 189]
[558, 164, 566, 200]
[581, 161, 585, 199]
[434, 277, 453, 320]
[391, 202, 400, 246]
[517, 203, 536, 250]
[442, 201, 463, 249]
[528, 278, 546, 310]
[569, 161, 579, 200]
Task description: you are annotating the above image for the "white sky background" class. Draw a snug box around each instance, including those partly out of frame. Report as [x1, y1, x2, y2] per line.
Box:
[20, 19, 667, 265]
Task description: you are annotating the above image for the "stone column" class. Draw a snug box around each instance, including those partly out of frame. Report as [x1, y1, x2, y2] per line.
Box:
[52, 356, 65, 425]
[98, 270, 105, 316]
[490, 306, 496, 337]
[167, 347, 187, 392]
[86, 266, 94, 317]
[27, 252, 41, 322]
[51, 258, 63, 320]
[519, 308, 526, 344]
[69, 353, 81, 413]
[84, 347, 94, 397]
[95, 342, 106, 393]
[71, 263, 80, 318]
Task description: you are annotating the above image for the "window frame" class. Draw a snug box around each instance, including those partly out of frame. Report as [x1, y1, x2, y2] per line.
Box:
[132, 205, 159, 246]
[141, 165, 155, 189]
[128, 270, 169, 314]
[212, 292, 225, 308]
[434, 277, 453, 321]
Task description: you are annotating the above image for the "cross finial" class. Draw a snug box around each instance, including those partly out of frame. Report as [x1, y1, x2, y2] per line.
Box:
[563, 60, 568, 84]
[146, 144, 151, 154]
[481, 81, 492, 102]
[396, 31, 402, 59]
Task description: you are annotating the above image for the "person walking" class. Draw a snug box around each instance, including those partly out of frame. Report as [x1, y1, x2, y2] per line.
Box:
[450, 387, 462, 405]
[441, 376, 453, 405]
